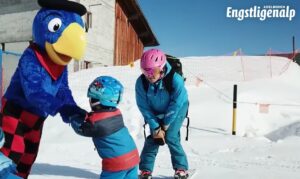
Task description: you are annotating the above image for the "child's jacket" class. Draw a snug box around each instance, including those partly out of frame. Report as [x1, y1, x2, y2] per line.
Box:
[80, 108, 139, 172]
[0, 152, 21, 179]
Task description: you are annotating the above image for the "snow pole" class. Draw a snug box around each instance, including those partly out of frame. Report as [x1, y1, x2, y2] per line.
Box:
[293, 36, 295, 62]
[232, 84, 237, 135]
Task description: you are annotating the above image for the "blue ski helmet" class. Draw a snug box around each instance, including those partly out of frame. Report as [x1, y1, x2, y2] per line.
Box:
[0, 128, 5, 148]
[87, 76, 124, 107]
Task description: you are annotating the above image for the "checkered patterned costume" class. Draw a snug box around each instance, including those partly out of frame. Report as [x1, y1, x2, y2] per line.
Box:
[0, 99, 45, 179]
[0, 45, 79, 178]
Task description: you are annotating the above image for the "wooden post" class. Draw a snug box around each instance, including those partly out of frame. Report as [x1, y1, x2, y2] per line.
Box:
[293, 36, 295, 62]
[232, 84, 237, 135]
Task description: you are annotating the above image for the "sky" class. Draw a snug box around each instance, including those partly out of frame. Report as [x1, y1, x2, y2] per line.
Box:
[29, 55, 300, 178]
[137, 0, 300, 57]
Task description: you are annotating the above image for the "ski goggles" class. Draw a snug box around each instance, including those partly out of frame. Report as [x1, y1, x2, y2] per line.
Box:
[141, 67, 163, 78]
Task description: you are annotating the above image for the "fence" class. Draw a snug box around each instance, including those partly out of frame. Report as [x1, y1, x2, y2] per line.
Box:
[0, 49, 22, 107]
[182, 49, 297, 87]
[179, 49, 300, 118]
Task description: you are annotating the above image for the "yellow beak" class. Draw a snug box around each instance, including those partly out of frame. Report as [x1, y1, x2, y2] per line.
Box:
[46, 23, 86, 66]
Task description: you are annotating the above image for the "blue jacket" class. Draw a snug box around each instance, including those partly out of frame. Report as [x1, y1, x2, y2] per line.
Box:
[71, 108, 139, 172]
[135, 62, 188, 130]
[4, 46, 76, 118]
[0, 153, 21, 179]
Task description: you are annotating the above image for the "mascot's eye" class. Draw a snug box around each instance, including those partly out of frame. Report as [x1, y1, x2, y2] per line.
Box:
[48, 18, 62, 32]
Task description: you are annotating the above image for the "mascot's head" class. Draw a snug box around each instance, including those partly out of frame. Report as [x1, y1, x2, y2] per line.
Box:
[33, 0, 87, 66]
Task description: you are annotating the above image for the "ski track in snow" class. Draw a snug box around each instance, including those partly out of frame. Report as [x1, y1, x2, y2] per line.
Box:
[153, 141, 300, 178]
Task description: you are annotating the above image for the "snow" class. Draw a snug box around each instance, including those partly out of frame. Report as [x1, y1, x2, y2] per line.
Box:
[29, 56, 300, 178]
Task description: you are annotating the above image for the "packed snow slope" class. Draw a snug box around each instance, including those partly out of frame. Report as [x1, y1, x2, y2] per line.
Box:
[29, 56, 300, 179]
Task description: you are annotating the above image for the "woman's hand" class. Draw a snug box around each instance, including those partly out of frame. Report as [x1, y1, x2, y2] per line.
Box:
[153, 127, 166, 145]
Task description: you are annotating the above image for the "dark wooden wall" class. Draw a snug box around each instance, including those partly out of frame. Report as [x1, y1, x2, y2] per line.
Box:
[114, 1, 144, 66]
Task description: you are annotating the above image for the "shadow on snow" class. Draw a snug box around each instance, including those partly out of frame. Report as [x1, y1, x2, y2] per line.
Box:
[31, 163, 99, 179]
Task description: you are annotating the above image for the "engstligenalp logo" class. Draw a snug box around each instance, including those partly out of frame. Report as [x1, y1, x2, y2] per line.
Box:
[226, 5, 296, 21]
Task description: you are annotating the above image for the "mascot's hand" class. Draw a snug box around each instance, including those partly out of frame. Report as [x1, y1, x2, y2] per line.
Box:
[59, 105, 87, 123]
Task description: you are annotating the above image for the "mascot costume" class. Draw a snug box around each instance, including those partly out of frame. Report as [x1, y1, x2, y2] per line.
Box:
[0, 0, 87, 178]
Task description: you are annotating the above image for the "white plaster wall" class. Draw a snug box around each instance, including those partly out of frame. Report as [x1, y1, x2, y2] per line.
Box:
[1, 42, 29, 93]
[0, 10, 38, 43]
[80, 0, 116, 66]
[0, 0, 116, 75]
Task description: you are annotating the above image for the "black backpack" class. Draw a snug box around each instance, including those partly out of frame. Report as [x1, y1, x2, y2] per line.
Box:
[140, 54, 190, 141]
[165, 54, 184, 76]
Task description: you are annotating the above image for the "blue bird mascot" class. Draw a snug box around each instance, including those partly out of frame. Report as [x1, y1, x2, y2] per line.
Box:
[0, 0, 87, 178]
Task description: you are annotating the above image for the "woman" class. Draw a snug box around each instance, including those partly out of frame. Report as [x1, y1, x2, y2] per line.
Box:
[135, 49, 189, 179]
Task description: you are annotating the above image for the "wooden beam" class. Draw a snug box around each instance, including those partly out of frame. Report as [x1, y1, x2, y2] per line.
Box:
[128, 14, 139, 21]
[138, 31, 149, 38]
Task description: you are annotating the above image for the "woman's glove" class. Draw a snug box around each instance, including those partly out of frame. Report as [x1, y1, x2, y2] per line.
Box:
[153, 127, 166, 145]
[162, 124, 169, 131]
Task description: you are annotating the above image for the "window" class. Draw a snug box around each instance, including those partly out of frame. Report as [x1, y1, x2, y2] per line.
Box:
[85, 11, 92, 32]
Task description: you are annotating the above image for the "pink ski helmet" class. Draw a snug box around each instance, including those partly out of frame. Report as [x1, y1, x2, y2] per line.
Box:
[140, 49, 167, 77]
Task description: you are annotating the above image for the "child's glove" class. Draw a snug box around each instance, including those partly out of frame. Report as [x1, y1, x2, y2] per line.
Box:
[59, 105, 87, 123]
[153, 127, 166, 145]
[70, 114, 86, 136]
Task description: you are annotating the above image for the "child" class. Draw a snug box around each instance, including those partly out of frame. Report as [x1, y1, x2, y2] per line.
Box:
[70, 76, 139, 179]
[0, 128, 22, 179]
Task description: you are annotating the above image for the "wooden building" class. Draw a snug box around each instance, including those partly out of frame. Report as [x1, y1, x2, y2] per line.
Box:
[0, 0, 159, 69]
[80, 0, 159, 67]
[114, 0, 159, 65]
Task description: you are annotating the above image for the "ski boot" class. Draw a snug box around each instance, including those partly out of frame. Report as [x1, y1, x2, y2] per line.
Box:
[174, 169, 189, 179]
[139, 171, 152, 179]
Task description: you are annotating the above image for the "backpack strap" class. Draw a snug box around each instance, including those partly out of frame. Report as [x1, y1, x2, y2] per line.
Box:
[143, 123, 147, 139]
[141, 70, 175, 94]
[141, 74, 149, 140]
[164, 70, 190, 141]
[141, 74, 149, 92]
[163, 69, 175, 94]
[185, 102, 190, 141]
